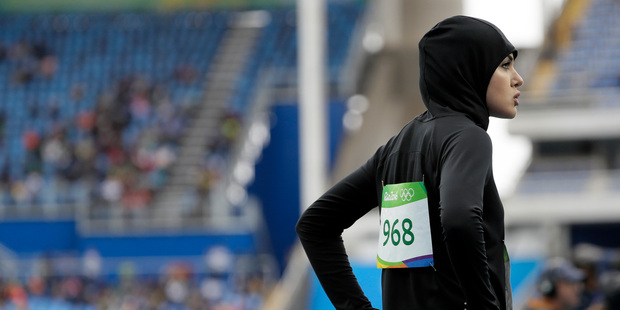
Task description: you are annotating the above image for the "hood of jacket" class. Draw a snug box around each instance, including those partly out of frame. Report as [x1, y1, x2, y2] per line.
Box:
[418, 15, 518, 131]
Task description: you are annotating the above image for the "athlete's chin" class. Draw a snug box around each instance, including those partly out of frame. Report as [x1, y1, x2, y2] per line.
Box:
[490, 110, 517, 119]
[504, 111, 517, 119]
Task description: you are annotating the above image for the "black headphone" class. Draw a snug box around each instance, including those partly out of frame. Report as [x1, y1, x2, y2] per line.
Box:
[538, 276, 556, 297]
[537, 257, 585, 298]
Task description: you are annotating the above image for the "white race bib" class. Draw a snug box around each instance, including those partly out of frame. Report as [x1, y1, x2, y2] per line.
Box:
[377, 182, 434, 268]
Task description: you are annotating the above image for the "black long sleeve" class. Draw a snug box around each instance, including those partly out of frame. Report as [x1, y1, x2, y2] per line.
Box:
[297, 115, 509, 310]
[439, 127, 501, 310]
[296, 164, 379, 310]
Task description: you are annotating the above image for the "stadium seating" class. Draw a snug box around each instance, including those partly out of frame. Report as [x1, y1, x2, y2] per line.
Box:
[552, 0, 620, 98]
[0, 3, 366, 309]
[515, 0, 620, 195]
[0, 11, 228, 215]
[0, 2, 365, 219]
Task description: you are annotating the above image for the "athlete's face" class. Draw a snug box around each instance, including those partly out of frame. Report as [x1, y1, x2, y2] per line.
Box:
[486, 54, 524, 119]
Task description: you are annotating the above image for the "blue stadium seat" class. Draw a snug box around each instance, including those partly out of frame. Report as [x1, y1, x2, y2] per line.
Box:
[0, 2, 364, 216]
[552, 0, 620, 99]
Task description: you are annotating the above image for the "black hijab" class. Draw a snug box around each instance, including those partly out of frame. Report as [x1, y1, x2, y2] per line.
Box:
[418, 15, 518, 131]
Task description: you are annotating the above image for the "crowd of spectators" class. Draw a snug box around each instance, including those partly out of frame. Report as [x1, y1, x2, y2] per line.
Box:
[0, 13, 232, 218]
[1, 66, 201, 216]
[0, 247, 274, 310]
[0, 2, 364, 220]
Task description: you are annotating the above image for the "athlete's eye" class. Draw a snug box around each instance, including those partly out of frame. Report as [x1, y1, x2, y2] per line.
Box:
[501, 55, 514, 70]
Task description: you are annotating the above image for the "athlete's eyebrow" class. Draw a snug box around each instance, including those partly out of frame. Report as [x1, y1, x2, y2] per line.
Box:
[507, 54, 514, 62]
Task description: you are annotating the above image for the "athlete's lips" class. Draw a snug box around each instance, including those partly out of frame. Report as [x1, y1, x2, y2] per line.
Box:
[514, 92, 521, 106]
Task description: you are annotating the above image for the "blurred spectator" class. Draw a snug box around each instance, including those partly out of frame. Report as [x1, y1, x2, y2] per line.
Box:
[82, 249, 102, 280]
[100, 175, 123, 207]
[205, 246, 233, 277]
[70, 83, 86, 102]
[60, 276, 84, 304]
[77, 111, 96, 132]
[524, 258, 585, 310]
[599, 271, 620, 310]
[23, 130, 42, 174]
[26, 276, 46, 297]
[573, 243, 607, 310]
[8, 41, 56, 85]
[7, 282, 28, 310]
[42, 129, 71, 170]
[174, 64, 199, 84]
[39, 54, 57, 78]
[11, 182, 29, 207]
[121, 187, 151, 218]
[162, 263, 192, 308]
[220, 113, 241, 143]
[201, 276, 225, 304]
[24, 172, 43, 204]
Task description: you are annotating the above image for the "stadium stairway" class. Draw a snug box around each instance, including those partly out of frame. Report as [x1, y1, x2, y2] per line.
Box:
[151, 25, 261, 225]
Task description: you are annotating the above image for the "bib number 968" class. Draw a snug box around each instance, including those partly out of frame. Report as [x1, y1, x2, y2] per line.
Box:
[382, 218, 415, 246]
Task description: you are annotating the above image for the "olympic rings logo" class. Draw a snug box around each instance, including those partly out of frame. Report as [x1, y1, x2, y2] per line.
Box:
[399, 188, 415, 201]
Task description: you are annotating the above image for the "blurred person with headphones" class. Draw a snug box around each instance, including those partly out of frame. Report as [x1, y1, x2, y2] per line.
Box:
[524, 258, 585, 310]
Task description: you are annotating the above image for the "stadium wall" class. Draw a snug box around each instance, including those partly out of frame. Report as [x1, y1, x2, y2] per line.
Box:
[0, 220, 77, 253]
[0, 219, 257, 257]
[248, 100, 346, 274]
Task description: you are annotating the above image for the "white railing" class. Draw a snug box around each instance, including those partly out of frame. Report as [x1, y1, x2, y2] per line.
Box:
[505, 169, 620, 225]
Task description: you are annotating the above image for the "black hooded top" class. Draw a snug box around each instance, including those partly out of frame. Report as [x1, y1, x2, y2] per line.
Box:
[419, 15, 517, 130]
[296, 16, 518, 310]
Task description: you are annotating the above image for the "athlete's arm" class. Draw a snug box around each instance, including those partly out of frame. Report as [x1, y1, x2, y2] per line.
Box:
[296, 159, 379, 310]
[438, 127, 501, 310]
